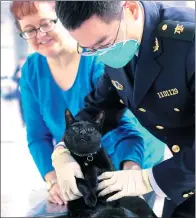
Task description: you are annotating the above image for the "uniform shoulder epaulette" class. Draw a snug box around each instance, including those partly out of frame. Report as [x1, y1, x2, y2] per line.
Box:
[156, 20, 195, 42]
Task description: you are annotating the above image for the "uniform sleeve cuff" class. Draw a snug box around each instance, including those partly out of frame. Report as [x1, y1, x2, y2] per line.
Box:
[148, 168, 169, 199]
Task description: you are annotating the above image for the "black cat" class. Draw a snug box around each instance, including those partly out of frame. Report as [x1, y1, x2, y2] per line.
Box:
[63, 109, 157, 218]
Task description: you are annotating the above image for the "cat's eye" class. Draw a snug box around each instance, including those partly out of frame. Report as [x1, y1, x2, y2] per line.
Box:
[73, 126, 79, 132]
[88, 127, 95, 131]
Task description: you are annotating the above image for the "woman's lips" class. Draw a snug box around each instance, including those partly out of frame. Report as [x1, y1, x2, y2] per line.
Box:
[39, 39, 54, 46]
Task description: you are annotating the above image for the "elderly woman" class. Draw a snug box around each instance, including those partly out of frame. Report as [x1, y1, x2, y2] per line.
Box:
[10, 1, 168, 206]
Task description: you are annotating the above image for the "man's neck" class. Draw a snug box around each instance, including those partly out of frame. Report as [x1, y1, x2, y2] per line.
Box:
[126, 1, 144, 48]
[132, 1, 145, 57]
[136, 1, 145, 45]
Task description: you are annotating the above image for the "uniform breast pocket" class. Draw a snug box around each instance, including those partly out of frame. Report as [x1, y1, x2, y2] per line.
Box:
[145, 91, 193, 126]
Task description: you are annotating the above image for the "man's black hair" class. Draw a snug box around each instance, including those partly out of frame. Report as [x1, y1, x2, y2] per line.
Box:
[55, 1, 122, 30]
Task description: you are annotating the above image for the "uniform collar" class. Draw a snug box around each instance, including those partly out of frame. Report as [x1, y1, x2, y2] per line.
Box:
[134, 1, 144, 57]
[133, 1, 162, 107]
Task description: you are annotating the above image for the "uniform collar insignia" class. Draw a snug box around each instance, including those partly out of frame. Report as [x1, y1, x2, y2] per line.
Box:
[111, 80, 124, 91]
[153, 37, 159, 52]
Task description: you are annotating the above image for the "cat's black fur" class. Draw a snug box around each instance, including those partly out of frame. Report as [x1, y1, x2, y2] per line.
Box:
[63, 109, 157, 218]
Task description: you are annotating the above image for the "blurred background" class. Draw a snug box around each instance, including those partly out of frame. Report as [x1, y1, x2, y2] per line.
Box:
[1, 1, 195, 217]
[1, 1, 48, 217]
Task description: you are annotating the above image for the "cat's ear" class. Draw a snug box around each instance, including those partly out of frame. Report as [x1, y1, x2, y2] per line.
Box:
[94, 110, 105, 127]
[65, 109, 76, 128]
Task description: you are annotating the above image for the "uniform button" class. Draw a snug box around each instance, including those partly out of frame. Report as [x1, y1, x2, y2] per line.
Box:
[174, 108, 180, 112]
[189, 192, 194, 195]
[182, 193, 189, 198]
[156, 125, 164, 130]
[119, 99, 124, 104]
[172, 145, 180, 153]
[139, 108, 146, 112]
[162, 24, 168, 31]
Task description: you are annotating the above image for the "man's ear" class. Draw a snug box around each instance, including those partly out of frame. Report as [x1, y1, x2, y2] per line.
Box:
[65, 108, 76, 128]
[123, 1, 139, 20]
[94, 110, 105, 127]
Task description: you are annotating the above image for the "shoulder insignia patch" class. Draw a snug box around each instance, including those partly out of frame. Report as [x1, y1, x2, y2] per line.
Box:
[157, 20, 195, 42]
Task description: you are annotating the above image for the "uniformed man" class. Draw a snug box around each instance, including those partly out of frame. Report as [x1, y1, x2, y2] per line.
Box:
[53, 1, 195, 217]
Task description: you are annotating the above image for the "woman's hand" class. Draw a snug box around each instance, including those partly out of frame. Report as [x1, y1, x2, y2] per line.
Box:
[45, 170, 65, 205]
[52, 147, 84, 202]
[48, 183, 65, 205]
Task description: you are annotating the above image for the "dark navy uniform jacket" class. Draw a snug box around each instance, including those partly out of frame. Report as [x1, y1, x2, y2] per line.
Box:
[76, 1, 195, 207]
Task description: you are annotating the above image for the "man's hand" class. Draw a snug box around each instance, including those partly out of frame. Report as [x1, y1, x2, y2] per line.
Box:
[97, 169, 153, 202]
[52, 147, 84, 202]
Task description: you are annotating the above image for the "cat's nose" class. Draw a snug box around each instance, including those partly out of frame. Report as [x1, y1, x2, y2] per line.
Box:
[80, 138, 87, 144]
[80, 129, 86, 135]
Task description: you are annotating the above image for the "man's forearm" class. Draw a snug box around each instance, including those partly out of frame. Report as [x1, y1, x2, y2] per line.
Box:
[123, 161, 141, 170]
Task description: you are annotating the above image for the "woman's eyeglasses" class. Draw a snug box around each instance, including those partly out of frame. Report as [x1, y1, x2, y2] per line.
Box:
[19, 19, 58, 40]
